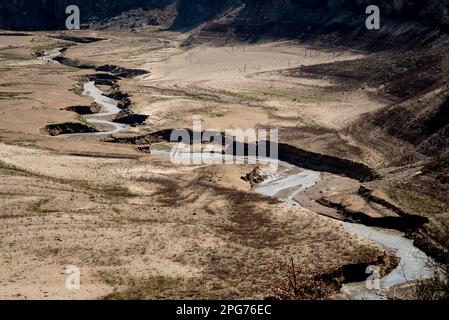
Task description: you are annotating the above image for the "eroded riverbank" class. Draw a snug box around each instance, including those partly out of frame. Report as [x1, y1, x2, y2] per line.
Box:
[149, 143, 436, 300]
[80, 81, 127, 136]
[38, 47, 146, 137]
[25, 35, 436, 300]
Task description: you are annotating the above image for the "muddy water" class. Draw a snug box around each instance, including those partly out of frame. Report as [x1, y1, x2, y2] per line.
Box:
[340, 223, 434, 299]
[151, 145, 435, 300]
[253, 165, 321, 207]
[40, 48, 434, 299]
[80, 81, 127, 136]
[38, 47, 63, 64]
[39, 49, 127, 136]
[250, 159, 434, 299]
[252, 162, 435, 299]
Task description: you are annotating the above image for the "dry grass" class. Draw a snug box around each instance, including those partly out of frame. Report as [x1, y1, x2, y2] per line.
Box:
[269, 256, 337, 300]
[0, 31, 390, 299]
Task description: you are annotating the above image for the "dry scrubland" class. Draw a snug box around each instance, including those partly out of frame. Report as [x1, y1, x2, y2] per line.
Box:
[0, 30, 439, 299]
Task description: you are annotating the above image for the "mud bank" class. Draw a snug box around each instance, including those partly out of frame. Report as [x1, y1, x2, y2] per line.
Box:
[85, 73, 122, 84]
[49, 35, 105, 44]
[102, 86, 132, 110]
[40, 122, 98, 136]
[317, 186, 430, 232]
[146, 144, 435, 300]
[275, 143, 377, 182]
[317, 185, 445, 265]
[317, 197, 429, 232]
[37, 45, 148, 137]
[113, 110, 148, 126]
[95, 64, 149, 78]
[53, 56, 96, 69]
[63, 103, 102, 115]
[318, 252, 398, 291]
[105, 129, 175, 145]
[225, 140, 378, 182]
[106, 129, 378, 182]
[411, 231, 449, 265]
[54, 58, 150, 77]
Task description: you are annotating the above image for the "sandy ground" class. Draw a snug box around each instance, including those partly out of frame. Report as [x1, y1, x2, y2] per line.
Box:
[0, 35, 91, 136]
[0, 31, 394, 299]
[134, 41, 383, 133]
[1, 30, 387, 163]
[64, 34, 386, 163]
[0, 142, 384, 299]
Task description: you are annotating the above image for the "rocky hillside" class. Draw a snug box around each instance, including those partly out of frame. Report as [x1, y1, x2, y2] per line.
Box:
[188, 0, 449, 48]
[2, 0, 448, 34]
[0, 0, 239, 30]
[0, 0, 173, 30]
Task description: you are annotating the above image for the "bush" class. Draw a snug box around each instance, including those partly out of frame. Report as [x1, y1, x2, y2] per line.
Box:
[269, 256, 336, 300]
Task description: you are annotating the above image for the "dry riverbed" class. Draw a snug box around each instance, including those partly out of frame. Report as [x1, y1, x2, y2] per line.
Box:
[0, 30, 430, 300]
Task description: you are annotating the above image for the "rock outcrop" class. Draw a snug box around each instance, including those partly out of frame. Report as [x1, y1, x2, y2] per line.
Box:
[241, 165, 265, 188]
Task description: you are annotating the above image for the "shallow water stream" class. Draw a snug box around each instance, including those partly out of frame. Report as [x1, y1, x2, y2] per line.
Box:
[38, 47, 63, 64]
[81, 81, 127, 136]
[40, 49, 127, 136]
[40, 48, 434, 300]
[152, 146, 435, 299]
[256, 163, 434, 299]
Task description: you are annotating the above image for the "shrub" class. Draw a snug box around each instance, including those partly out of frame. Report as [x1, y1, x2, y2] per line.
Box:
[269, 256, 336, 300]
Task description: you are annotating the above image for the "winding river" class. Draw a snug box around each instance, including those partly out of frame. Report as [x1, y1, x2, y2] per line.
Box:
[152, 147, 435, 300]
[247, 162, 435, 298]
[37, 47, 64, 64]
[81, 81, 127, 136]
[40, 48, 128, 136]
[40, 47, 435, 300]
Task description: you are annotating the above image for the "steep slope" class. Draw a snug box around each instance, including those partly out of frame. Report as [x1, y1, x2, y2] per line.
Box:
[0, 0, 240, 30]
[0, 0, 173, 30]
[288, 45, 449, 161]
[171, 0, 238, 28]
[190, 0, 449, 48]
[2, 0, 449, 44]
